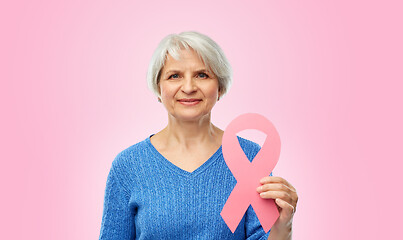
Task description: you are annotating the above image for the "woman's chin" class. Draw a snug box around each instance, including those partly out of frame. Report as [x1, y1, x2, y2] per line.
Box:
[170, 112, 211, 123]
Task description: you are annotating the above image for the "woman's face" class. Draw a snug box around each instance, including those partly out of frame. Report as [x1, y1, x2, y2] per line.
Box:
[158, 48, 220, 122]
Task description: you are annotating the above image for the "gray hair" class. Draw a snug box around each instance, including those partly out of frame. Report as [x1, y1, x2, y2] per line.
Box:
[146, 31, 232, 98]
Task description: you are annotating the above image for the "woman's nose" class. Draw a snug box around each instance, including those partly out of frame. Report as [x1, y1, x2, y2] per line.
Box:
[181, 76, 197, 94]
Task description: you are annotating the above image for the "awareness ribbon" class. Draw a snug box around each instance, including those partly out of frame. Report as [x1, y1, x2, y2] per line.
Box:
[221, 113, 281, 233]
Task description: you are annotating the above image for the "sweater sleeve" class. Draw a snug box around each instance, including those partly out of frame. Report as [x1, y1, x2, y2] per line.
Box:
[99, 161, 135, 240]
[245, 205, 271, 240]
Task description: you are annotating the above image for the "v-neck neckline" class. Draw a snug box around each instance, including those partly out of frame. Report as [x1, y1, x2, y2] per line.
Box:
[146, 134, 223, 177]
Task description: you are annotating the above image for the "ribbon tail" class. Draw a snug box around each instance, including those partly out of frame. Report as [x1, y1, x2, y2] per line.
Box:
[252, 199, 280, 233]
[221, 185, 251, 233]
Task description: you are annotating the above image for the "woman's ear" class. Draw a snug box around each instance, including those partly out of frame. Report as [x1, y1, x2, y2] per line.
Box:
[157, 81, 162, 100]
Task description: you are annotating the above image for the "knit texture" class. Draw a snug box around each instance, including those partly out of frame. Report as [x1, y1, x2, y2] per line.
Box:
[99, 135, 272, 240]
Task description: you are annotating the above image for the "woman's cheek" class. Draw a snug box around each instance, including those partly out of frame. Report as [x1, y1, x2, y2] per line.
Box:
[159, 84, 171, 99]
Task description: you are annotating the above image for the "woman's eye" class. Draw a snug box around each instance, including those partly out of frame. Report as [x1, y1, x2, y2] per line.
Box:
[168, 74, 179, 79]
[197, 73, 209, 78]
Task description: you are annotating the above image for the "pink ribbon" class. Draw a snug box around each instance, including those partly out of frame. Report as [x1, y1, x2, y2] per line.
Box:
[221, 113, 281, 233]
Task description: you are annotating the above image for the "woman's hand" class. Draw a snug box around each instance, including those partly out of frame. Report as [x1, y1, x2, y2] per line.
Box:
[256, 176, 298, 239]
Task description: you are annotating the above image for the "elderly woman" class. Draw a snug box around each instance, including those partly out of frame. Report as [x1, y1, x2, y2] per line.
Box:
[99, 31, 298, 240]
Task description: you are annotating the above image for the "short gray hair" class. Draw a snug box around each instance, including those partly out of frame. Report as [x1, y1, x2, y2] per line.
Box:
[146, 31, 232, 98]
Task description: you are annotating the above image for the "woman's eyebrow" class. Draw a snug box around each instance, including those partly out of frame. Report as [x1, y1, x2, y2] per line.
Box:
[164, 70, 179, 75]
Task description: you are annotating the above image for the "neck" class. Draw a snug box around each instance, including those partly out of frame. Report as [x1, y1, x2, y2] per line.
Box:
[160, 113, 223, 150]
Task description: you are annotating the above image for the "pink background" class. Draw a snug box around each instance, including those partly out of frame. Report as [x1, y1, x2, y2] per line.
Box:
[1, 0, 402, 239]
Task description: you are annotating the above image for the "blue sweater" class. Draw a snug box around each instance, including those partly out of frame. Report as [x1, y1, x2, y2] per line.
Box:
[99, 135, 272, 240]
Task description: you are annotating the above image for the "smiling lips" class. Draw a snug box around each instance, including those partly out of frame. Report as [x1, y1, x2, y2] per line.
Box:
[178, 98, 202, 106]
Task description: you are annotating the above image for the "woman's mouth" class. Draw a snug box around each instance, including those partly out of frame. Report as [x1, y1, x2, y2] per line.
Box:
[178, 99, 202, 106]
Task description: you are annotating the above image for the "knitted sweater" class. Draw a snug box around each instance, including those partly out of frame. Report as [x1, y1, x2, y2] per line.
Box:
[99, 134, 272, 240]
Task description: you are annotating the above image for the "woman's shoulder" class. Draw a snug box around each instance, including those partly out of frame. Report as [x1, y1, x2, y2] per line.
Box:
[111, 136, 152, 169]
[236, 135, 261, 150]
[236, 135, 262, 162]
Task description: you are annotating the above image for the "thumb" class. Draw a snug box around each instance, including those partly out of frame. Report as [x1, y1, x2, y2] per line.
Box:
[275, 198, 294, 220]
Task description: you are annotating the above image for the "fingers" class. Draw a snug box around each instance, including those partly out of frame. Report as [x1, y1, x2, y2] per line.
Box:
[258, 190, 293, 202]
[258, 176, 299, 214]
[260, 176, 296, 192]
[259, 189, 298, 216]
[256, 183, 291, 193]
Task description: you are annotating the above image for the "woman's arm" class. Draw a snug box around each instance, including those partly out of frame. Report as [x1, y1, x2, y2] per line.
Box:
[99, 163, 135, 240]
[266, 217, 293, 240]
